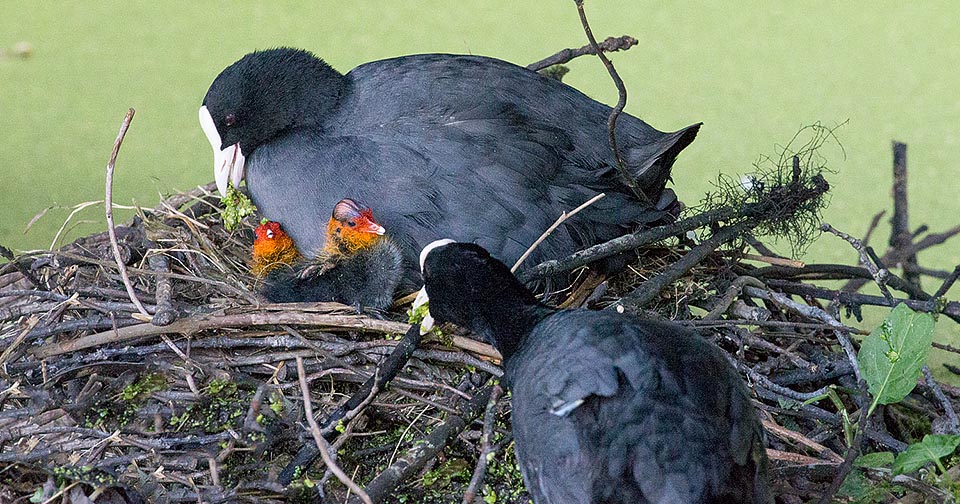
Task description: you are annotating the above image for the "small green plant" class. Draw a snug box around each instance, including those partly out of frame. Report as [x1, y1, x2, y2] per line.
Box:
[803, 386, 855, 447]
[893, 434, 960, 476]
[221, 183, 257, 230]
[858, 303, 935, 417]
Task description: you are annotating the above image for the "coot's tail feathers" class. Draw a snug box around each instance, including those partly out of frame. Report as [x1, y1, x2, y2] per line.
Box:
[626, 122, 702, 199]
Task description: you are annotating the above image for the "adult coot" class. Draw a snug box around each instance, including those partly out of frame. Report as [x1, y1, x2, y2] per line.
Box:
[255, 199, 403, 311]
[416, 240, 771, 504]
[200, 48, 700, 287]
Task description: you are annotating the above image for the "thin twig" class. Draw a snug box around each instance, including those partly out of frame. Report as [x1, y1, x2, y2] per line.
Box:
[146, 245, 177, 326]
[743, 285, 863, 383]
[526, 35, 638, 72]
[360, 385, 494, 503]
[511, 193, 605, 272]
[279, 324, 423, 485]
[840, 223, 960, 294]
[821, 223, 895, 304]
[31, 307, 414, 359]
[296, 357, 372, 504]
[104, 108, 149, 317]
[862, 210, 887, 246]
[0, 245, 42, 289]
[619, 223, 746, 308]
[934, 265, 960, 298]
[573, 0, 645, 203]
[922, 366, 960, 434]
[463, 384, 505, 503]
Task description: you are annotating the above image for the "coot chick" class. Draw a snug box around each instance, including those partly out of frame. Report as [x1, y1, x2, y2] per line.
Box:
[200, 48, 701, 288]
[417, 240, 771, 504]
[251, 220, 302, 277]
[259, 199, 403, 312]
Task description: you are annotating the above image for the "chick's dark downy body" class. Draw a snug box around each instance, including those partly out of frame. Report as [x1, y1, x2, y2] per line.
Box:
[262, 239, 401, 311]
[201, 48, 700, 288]
[420, 242, 771, 504]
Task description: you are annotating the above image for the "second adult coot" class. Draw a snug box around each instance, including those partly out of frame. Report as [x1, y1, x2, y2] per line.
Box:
[200, 48, 701, 287]
[416, 240, 771, 504]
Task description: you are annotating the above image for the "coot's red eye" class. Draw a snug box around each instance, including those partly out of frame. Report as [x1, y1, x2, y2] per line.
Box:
[225, 113, 236, 127]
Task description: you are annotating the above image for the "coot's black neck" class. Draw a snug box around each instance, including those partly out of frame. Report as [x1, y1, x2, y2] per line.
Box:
[471, 291, 553, 362]
[291, 60, 350, 129]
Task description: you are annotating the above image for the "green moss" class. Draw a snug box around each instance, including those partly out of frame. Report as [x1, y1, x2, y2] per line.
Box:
[421, 458, 470, 489]
[269, 391, 284, 415]
[120, 372, 168, 401]
[170, 378, 248, 433]
[220, 183, 257, 230]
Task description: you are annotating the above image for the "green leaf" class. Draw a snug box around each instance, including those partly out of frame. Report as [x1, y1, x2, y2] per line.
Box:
[836, 469, 898, 504]
[854, 451, 894, 469]
[858, 303, 935, 413]
[892, 434, 960, 475]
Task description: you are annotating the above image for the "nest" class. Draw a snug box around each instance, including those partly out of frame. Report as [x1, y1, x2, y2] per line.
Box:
[2, 111, 959, 504]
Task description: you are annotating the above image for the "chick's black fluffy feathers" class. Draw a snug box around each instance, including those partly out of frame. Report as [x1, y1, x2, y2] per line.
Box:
[261, 239, 402, 312]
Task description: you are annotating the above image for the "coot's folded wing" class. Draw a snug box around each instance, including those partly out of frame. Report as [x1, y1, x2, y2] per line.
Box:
[508, 311, 768, 503]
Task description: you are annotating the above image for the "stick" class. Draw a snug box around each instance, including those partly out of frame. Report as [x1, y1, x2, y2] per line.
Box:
[619, 223, 746, 307]
[934, 265, 960, 299]
[922, 366, 960, 434]
[31, 307, 412, 359]
[518, 206, 737, 282]
[574, 0, 645, 203]
[296, 357, 372, 503]
[104, 108, 149, 317]
[840, 223, 960, 294]
[762, 279, 960, 324]
[743, 285, 863, 383]
[889, 141, 921, 290]
[279, 324, 424, 485]
[0, 245, 42, 289]
[821, 223, 895, 304]
[462, 384, 504, 503]
[526, 35, 638, 72]
[511, 193, 605, 272]
[146, 243, 177, 326]
[816, 384, 872, 504]
[359, 385, 494, 503]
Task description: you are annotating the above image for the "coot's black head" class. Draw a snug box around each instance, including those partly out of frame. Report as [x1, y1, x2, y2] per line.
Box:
[199, 48, 349, 196]
[416, 240, 546, 358]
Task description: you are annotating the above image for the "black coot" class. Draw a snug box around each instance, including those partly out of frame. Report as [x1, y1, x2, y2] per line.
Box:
[200, 48, 700, 287]
[417, 240, 771, 504]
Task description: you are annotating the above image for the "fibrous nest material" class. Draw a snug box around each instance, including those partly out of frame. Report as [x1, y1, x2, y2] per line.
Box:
[1, 133, 959, 503]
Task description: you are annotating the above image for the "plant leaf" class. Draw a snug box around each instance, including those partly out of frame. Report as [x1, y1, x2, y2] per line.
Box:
[858, 303, 935, 409]
[854, 451, 894, 469]
[892, 434, 960, 475]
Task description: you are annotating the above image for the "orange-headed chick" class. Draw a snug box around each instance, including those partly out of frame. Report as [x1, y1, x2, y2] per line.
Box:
[252, 220, 302, 277]
[322, 198, 386, 255]
[260, 198, 403, 312]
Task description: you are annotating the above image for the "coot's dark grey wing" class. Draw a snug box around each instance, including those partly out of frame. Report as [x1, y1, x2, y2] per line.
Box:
[507, 311, 769, 504]
[340, 55, 700, 258]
